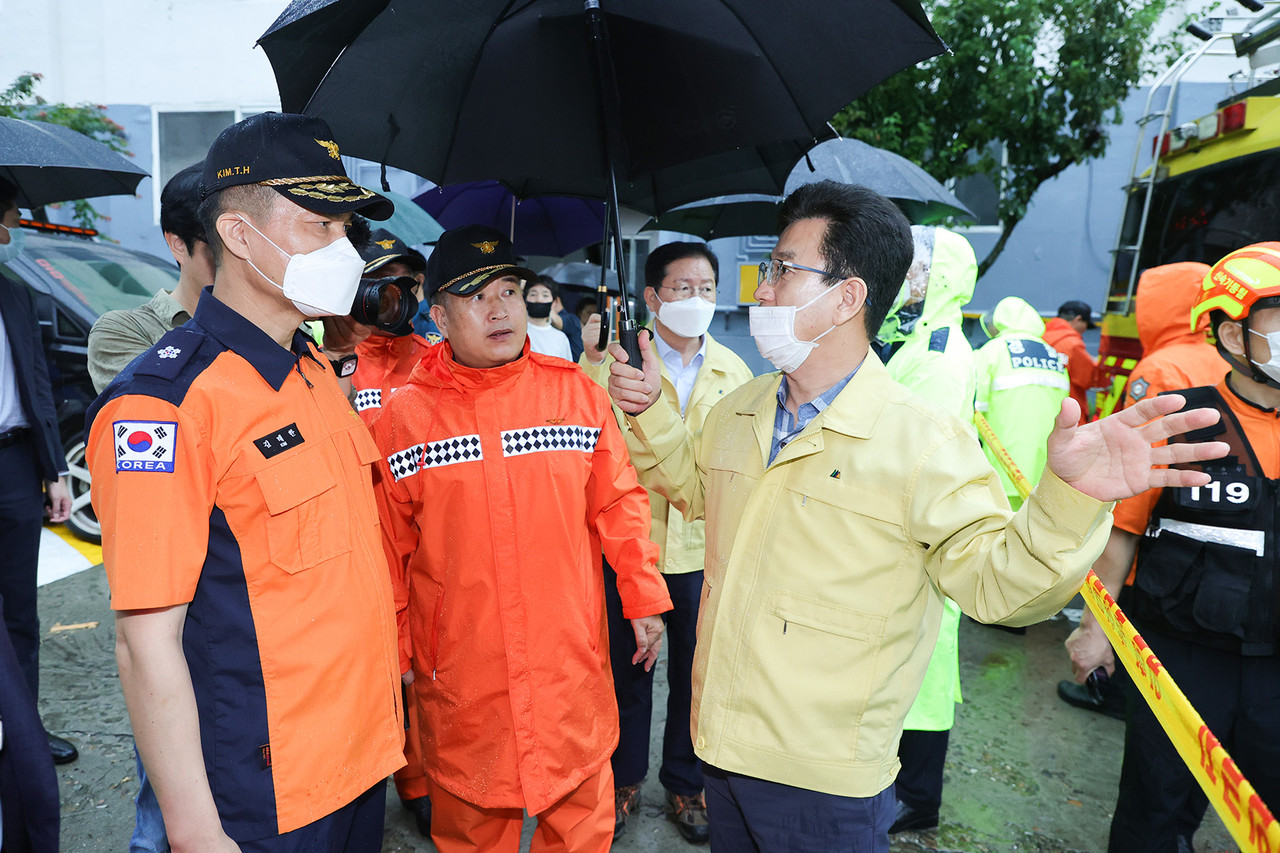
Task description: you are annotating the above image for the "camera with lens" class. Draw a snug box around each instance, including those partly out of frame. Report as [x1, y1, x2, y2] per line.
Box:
[350, 275, 419, 335]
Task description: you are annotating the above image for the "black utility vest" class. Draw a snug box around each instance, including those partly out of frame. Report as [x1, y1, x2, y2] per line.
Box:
[1132, 385, 1280, 656]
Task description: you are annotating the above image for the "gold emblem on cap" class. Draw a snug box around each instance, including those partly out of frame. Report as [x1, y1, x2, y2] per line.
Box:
[375, 239, 396, 249]
[315, 138, 341, 160]
[472, 241, 498, 254]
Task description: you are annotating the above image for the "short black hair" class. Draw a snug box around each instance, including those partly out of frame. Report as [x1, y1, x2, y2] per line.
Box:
[645, 241, 719, 290]
[529, 275, 559, 300]
[777, 181, 913, 337]
[0, 178, 17, 209]
[160, 164, 208, 255]
[197, 183, 279, 266]
[346, 214, 373, 255]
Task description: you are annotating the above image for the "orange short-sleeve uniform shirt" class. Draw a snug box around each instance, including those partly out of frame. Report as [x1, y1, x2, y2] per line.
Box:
[86, 292, 403, 841]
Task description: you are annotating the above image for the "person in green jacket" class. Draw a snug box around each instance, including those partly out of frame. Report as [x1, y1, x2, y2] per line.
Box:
[975, 296, 1070, 508]
[875, 226, 975, 834]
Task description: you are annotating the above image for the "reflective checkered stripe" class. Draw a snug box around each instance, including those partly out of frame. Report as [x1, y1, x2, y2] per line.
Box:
[386, 434, 483, 481]
[501, 425, 601, 457]
[353, 389, 382, 412]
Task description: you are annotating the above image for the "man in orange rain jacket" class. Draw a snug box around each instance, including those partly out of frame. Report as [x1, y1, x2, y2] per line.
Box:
[1043, 300, 1108, 423]
[1118, 262, 1229, 412]
[371, 225, 672, 853]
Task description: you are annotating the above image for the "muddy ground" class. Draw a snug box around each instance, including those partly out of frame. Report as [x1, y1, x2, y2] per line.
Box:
[37, 568, 1235, 852]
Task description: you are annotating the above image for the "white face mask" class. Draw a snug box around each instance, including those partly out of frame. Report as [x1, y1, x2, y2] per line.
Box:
[749, 283, 842, 373]
[1248, 327, 1280, 383]
[238, 217, 364, 317]
[656, 292, 716, 338]
[0, 222, 27, 264]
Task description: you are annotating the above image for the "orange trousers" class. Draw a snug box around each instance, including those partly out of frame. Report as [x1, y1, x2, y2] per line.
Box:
[427, 764, 614, 853]
[393, 681, 428, 801]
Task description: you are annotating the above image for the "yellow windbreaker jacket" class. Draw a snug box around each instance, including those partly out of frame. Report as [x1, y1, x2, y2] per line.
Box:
[626, 352, 1112, 797]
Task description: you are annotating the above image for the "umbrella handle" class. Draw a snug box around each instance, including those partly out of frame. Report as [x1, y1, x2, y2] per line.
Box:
[618, 325, 644, 372]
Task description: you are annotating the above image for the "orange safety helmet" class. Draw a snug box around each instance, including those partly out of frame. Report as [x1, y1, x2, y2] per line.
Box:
[1190, 242, 1280, 330]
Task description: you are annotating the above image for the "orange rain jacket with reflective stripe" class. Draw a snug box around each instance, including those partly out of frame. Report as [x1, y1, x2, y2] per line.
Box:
[371, 341, 671, 812]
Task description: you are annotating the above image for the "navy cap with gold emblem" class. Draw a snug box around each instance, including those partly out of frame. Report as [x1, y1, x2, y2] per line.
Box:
[358, 228, 426, 276]
[425, 224, 537, 298]
[200, 112, 394, 220]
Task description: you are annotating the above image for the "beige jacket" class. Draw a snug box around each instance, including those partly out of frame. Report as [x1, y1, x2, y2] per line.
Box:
[582, 332, 753, 574]
[626, 352, 1112, 797]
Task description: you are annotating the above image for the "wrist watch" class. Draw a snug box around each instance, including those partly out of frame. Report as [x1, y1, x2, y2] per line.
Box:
[329, 353, 358, 378]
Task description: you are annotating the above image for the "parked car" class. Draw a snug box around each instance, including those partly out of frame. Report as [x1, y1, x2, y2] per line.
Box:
[0, 228, 180, 543]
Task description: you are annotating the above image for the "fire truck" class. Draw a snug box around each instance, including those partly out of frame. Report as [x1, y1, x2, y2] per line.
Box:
[1098, 11, 1280, 416]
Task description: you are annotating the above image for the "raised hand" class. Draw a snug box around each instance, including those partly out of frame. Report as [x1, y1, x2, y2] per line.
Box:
[1046, 395, 1229, 502]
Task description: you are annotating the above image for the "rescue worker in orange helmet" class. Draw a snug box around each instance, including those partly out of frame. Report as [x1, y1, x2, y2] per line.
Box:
[370, 224, 672, 853]
[1068, 244, 1280, 852]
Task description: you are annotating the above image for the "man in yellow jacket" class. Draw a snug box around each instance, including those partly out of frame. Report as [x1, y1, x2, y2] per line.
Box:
[606, 180, 1228, 851]
[581, 241, 753, 843]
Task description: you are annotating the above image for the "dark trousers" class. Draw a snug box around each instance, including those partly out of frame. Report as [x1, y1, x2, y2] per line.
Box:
[0, 591, 59, 853]
[239, 782, 385, 853]
[604, 560, 703, 795]
[0, 437, 44, 700]
[704, 764, 895, 853]
[895, 729, 949, 813]
[1108, 631, 1280, 853]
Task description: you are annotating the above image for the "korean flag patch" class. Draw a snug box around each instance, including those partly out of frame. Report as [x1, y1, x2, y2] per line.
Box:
[113, 420, 178, 473]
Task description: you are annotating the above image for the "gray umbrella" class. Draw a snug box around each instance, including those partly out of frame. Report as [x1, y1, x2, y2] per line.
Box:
[785, 138, 973, 224]
[642, 194, 782, 240]
[0, 117, 148, 209]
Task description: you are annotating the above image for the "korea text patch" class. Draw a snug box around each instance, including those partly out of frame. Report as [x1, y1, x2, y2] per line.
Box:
[113, 420, 178, 473]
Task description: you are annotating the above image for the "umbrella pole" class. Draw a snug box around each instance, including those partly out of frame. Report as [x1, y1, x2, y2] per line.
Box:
[585, 0, 644, 370]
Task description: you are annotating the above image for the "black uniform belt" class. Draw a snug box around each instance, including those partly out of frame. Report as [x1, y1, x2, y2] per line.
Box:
[0, 427, 31, 449]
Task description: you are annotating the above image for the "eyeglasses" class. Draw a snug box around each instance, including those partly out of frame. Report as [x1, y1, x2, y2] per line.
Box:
[659, 283, 717, 300]
[757, 258, 835, 287]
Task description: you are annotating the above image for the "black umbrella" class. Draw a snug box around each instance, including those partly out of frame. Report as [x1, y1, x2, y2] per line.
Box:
[0, 117, 149, 209]
[642, 194, 782, 240]
[785, 137, 973, 224]
[259, 0, 944, 360]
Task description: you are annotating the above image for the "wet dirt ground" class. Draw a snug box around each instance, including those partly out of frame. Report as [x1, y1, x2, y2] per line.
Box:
[37, 568, 1236, 852]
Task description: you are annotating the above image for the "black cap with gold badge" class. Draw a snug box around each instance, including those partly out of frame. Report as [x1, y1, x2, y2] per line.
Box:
[359, 228, 426, 276]
[425, 224, 537, 298]
[200, 112, 394, 220]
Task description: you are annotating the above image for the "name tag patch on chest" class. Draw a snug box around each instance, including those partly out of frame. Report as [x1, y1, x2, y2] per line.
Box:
[254, 423, 306, 459]
[114, 421, 178, 472]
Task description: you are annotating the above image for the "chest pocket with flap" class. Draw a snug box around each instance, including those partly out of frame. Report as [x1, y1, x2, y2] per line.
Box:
[254, 443, 350, 573]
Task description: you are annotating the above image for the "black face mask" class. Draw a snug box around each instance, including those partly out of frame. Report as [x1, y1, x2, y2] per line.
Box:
[526, 301, 553, 319]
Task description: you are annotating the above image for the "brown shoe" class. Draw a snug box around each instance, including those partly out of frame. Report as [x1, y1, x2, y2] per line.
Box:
[665, 789, 710, 844]
[614, 783, 643, 840]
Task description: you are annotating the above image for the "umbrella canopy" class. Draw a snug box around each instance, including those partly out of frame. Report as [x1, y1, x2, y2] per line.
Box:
[258, 0, 943, 209]
[378, 189, 445, 246]
[785, 137, 973, 224]
[0, 117, 148, 209]
[416, 181, 606, 258]
[642, 193, 782, 240]
[540, 261, 620, 295]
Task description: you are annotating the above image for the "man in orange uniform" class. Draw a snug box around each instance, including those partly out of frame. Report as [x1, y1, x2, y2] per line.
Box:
[351, 229, 435, 433]
[371, 224, 672, 853]
[1065, 245, 1280, 852]
[86, 113, 405, 852]
[1061, 262, 1229, 718]
[1043, 300, 1106, 423]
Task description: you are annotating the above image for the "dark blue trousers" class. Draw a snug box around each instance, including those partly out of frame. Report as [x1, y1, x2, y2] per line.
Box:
[704, 764, 895, 852]
[239, 782, 385, 853]
[604, 560, 703, 795]
[0, 436, 45, 700]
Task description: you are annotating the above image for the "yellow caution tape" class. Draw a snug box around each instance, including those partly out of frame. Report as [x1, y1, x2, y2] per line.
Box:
[1082, 574, 1280, 851]
[978, 411, 1280, 851]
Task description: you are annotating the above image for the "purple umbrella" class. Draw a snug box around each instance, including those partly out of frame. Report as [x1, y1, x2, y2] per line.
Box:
[415, 181, 606, 258]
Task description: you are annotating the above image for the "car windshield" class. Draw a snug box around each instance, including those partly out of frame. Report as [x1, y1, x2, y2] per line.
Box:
[19, 235, 179, 316]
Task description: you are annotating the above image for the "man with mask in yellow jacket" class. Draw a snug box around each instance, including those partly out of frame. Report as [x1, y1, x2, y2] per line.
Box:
[873, 225, 976, 834]
[582, 241, 753, 842]
[975, 296, 1070, 509]
[606, 180, 1228, 852]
